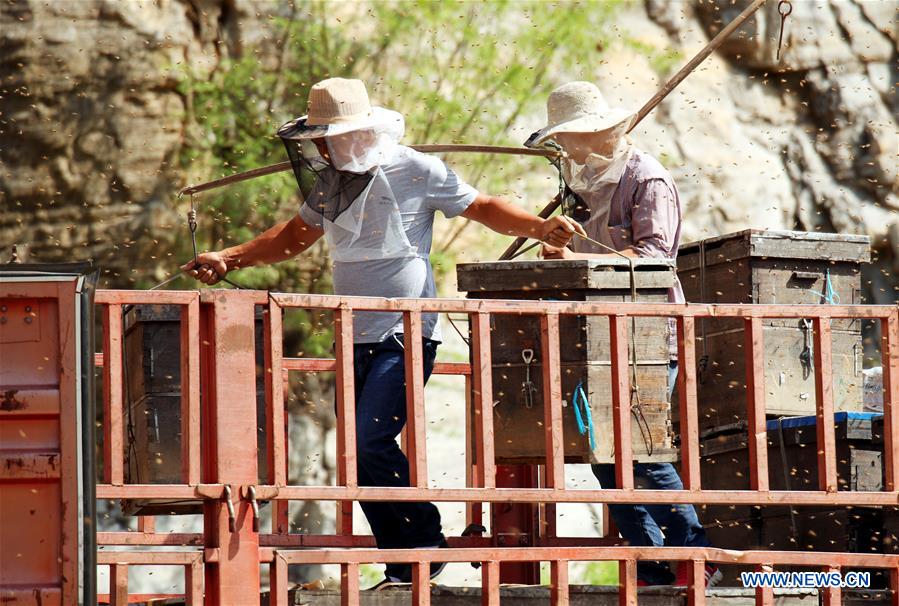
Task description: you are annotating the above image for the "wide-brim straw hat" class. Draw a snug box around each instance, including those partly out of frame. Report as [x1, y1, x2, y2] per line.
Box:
[277, 77, 402, 140]
[529, 81, 634, 146]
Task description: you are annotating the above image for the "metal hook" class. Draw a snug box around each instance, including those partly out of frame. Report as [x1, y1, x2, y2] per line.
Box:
[223, 485, 236, 532]
[246, 485, 260, 532]
[521, 349, 534, 365]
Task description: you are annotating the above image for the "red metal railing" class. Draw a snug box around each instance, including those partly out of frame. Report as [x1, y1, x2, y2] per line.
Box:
[92, 289, 899, 606]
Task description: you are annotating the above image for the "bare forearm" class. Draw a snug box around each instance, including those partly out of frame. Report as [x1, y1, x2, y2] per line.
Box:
[220, 216, 322, 270]
[462, 195, 545, 238]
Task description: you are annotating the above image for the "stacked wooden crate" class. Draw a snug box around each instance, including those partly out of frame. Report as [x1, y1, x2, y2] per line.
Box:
[676, 230, 889, 583]
[457, 258, 677, 464]
[698, 412, 893, 585]
[676, 229, 870, 429]
[122, 304, 268, 514]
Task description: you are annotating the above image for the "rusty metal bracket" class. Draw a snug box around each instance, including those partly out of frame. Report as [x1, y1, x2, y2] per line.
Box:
[242, 485, 261, 532]
[222, 485, 236, 533]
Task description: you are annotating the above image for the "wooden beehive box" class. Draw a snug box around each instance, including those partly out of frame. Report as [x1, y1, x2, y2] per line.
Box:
[677, 229, 869, 430]
[122, 304, 268, 515]
[696, 412, 889, 586]
[457, 258, 677, 464]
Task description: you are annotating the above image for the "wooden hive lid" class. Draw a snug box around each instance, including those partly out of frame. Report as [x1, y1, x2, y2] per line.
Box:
[456, 258, 675, 293]
[678, 229, 871, 271]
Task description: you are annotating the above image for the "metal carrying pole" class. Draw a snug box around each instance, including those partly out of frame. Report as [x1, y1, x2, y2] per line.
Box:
[498, 0, 769, 261]
[178, 145, 559, 197]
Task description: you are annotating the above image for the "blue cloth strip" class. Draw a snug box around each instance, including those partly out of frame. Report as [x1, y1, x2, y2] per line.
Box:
[765, 411, 881, 431]
[573, 381, 597, 450]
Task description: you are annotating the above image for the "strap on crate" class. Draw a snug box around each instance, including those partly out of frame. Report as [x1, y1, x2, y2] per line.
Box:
[573, 381, 597, 450]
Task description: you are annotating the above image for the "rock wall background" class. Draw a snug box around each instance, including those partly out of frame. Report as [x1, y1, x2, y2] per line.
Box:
[636, 0, 897, 306]
[1, 0, 896, 591]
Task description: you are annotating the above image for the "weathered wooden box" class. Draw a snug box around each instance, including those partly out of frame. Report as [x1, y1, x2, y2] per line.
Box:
[696, 412, 890, 585]
[457, 259, 677, 464]
[677, 230, 869, 429]
[698, 412, 883, 496]
[122, 305, 268, 515]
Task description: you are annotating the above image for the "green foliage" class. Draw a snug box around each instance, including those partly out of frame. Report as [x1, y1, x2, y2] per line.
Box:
[579, 561, 619, 586]
[540, 560, 618, 586]
[623, 38, 683, 76]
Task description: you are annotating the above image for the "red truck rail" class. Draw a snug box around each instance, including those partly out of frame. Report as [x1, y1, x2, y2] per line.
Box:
[88, 289, 898, 606]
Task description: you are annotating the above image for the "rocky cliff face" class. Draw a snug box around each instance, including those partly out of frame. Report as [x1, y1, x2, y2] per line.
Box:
[0, 0, 334, 588]
[0, 0, 262, 281]
[617, 0, 897, 303]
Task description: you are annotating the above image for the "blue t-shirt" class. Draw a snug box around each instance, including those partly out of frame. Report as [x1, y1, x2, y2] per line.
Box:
[299, 145, 478, 342]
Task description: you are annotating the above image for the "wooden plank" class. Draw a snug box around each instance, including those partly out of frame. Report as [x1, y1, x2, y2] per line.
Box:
[541, 313, 565, 488]
[677, 316, 701, 490]
[412, 562, 431, 606]
[340, 563, 359, 606]
[750, 233, 871, 263]
[403, 311, 429, 488]
[619, 559, 637, 606]
[180, 297, 201, 485]
[550, 560, 569, 606]
[55, 281, 80, 606]
[482, 560, 500, 606]
[471, 312, 496, 488]
[110, 563, 129, 606]
[687, 559, 706, 606]
[103, 304, 124, 486]
[678, 229, 871, 270]
[186, 557, 204, 606]
[334, 307, 356, 535]
[891, 567, 899, 606]
[883, 313, 899, 492]
[821, 566, 841, 606]
[745, 317, 768, 492]
[813, 317, 839, 493]
[457, 259, 675, 293]
[488, 307, 669, 365]
[610, 315, 633, 490]
[264, 299, 287, 486]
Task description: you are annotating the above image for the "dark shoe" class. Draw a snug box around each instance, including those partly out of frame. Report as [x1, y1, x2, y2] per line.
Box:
[368, 577, 405, 591]
[381, 538, 449, 584]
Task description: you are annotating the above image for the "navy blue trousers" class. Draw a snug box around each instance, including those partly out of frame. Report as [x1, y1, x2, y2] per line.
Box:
[352, 335, 444, 559]
[591, 362, 711, 585]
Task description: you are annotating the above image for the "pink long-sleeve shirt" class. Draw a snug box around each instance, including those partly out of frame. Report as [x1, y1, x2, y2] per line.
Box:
[579, 148, 684, 358]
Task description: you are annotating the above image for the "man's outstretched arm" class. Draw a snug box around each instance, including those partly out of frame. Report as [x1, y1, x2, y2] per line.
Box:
[461, 193, 586, 247]
[181, 214, 324, 285]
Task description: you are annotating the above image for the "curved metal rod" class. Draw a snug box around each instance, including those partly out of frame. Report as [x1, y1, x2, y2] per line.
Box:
[178, 144, 559, 197]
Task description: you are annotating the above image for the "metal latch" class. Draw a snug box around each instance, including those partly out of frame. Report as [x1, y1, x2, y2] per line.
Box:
[243, 485, 260, 532]
[223, 485, 236, 532]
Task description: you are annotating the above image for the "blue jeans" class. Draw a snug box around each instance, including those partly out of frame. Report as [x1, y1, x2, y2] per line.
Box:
[352, 335, 444, 574]
[591, 362, 710, 585]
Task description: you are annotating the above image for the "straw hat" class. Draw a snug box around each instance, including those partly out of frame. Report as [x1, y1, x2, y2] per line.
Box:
[528, 81, 634, 146]
[277, 78, 402, 140]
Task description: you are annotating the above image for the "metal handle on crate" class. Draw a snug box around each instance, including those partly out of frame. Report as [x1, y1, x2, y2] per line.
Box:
[791, 271, 820, 282]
